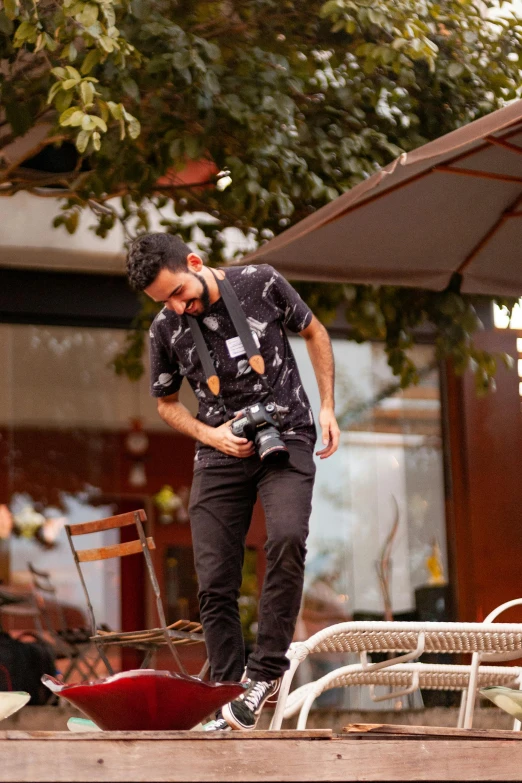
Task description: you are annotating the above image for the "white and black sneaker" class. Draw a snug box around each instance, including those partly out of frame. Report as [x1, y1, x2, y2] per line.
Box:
[222, 679, 279, 730]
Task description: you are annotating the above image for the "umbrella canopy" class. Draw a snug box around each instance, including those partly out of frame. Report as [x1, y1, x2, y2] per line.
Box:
[242, 100, 522, 297]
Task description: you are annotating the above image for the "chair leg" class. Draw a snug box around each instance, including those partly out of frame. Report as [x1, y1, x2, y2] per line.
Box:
[463, 652, 481, 729]
[97, 643, 113, 676]
[270, 656, 301, 731]
[513, 672, 522, 731]
[141, 647, 155, 669]
[73, 647, 102, 680]
[296, 685, 321, 731]
[197, 659, 210, 680]
[457, 689, 467, 728]
[83, 655, 102, 680]
[61, 657, 79, 683]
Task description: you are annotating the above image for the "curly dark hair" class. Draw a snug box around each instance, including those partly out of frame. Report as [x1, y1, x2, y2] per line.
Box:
[126, 233, 191, 291]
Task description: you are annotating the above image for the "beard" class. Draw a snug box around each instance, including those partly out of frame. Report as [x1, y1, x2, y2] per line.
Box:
[191, 272, 211, 313]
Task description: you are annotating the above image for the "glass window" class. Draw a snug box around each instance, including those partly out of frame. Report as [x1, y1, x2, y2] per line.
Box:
[0, 323, 173, 631]
[291, 338, 448, 706]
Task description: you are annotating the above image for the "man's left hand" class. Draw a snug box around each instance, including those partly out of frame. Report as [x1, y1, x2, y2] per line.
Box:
[315, 408, 340, 459]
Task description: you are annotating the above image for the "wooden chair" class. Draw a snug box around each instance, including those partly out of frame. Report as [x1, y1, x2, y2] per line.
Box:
[27, 562, 100, 682]
[64, 509, 207, 678]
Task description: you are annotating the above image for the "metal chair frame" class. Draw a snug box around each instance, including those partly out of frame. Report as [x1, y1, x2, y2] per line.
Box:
[65, 509, 207, 678]
[27, 562, 100, 682]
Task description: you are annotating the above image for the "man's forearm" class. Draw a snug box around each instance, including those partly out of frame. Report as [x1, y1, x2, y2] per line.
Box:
[157, 398, 215, 446]
[157, 396, 256, 458]
[304, 323, 335, 409]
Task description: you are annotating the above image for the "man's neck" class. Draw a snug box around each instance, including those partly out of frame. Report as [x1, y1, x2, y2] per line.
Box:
[204, 266, 225, 306]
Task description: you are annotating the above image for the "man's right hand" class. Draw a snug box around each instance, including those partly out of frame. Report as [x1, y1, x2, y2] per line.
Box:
[207, 420, 255, 458]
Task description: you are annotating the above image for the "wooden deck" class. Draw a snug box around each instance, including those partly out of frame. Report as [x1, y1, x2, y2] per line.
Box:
[4, 726, 522, 781]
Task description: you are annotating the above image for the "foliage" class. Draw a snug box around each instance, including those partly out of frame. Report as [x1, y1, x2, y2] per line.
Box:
[296, 280, 516, 394]
[2, 0, 522, 389]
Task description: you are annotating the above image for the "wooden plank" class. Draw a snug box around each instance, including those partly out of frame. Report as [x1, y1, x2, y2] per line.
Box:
[68, 510, 146, 537]
[2, 730, 332, 741]
[3, 736, 522, 781]
[77, 537, 155, 563]
[343, 723, 522, 741]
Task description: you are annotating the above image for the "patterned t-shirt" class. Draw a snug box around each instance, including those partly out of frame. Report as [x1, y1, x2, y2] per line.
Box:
[149, 264, 317, 467]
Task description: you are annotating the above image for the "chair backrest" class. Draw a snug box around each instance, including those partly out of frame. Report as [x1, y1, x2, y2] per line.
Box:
[27, 562, 68, 634]
[64, 509, 159, 636]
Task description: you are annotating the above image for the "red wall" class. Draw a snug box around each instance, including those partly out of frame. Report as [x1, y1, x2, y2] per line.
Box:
[445, 329, 522, 623]
[0, 425, 267, 636]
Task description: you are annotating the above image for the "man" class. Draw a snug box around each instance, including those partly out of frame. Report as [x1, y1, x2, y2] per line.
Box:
[126, 232, 339, 731]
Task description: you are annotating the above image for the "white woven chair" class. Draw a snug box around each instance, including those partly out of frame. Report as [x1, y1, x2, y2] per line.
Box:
[270, 599, 522, 731]
[283, 662, 522, 730]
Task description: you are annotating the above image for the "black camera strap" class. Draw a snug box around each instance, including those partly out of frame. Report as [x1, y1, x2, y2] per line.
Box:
[214, 273, 265, 378]
[186, 269, 275, 417]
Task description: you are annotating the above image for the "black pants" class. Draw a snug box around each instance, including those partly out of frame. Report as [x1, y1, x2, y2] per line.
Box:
[188, 440, 316, 683]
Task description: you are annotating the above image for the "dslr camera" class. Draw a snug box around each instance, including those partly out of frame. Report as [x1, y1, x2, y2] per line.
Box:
[231, 402, 288, 462]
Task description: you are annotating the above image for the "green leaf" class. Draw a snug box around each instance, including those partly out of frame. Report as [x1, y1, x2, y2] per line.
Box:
[81, 115, 97, 130]
[99, 35, 115, 53]
[204, 70, 220, 95]
[63, 42, 78, 62]
[80, 49, 100, 74]
[448, 62, 464, 78]
[0, 11, 14, 34]
[78, 3, 99, 27]
[80, 80, 95, 107]
[184, 136, 201, 159]
[127, 116, 141, 139]
[43, 32, 57, 51]
[14, 20, 37, 45]
[75, 130, 91, 154]
[55, 90, 74, 113]
[51, 67, 67, 80]
[60, 109, 85, 127]
[64, 211, 80, 233]
[202, 40, 220, 60]
[3, 0, 19, 21]
[173, 50, 191, 70]
[102, 4, 115, 27]
[99, 101, 109, 123]
[121, 77, 140, 101]
[66, 65, 82, 81]
[47, 81, 63, 104]
[90, 115, 107, 131]
[58, 107, 78, 124]
[107, 101, 123, 119]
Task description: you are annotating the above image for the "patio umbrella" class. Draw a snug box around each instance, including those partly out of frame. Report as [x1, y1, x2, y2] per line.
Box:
[242, 100, 522, 297]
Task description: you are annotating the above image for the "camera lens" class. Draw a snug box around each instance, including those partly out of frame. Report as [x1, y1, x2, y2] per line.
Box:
[255, 427, 289, 462]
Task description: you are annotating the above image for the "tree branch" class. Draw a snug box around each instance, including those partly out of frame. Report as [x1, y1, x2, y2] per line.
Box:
[0, 134, 68, 180]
